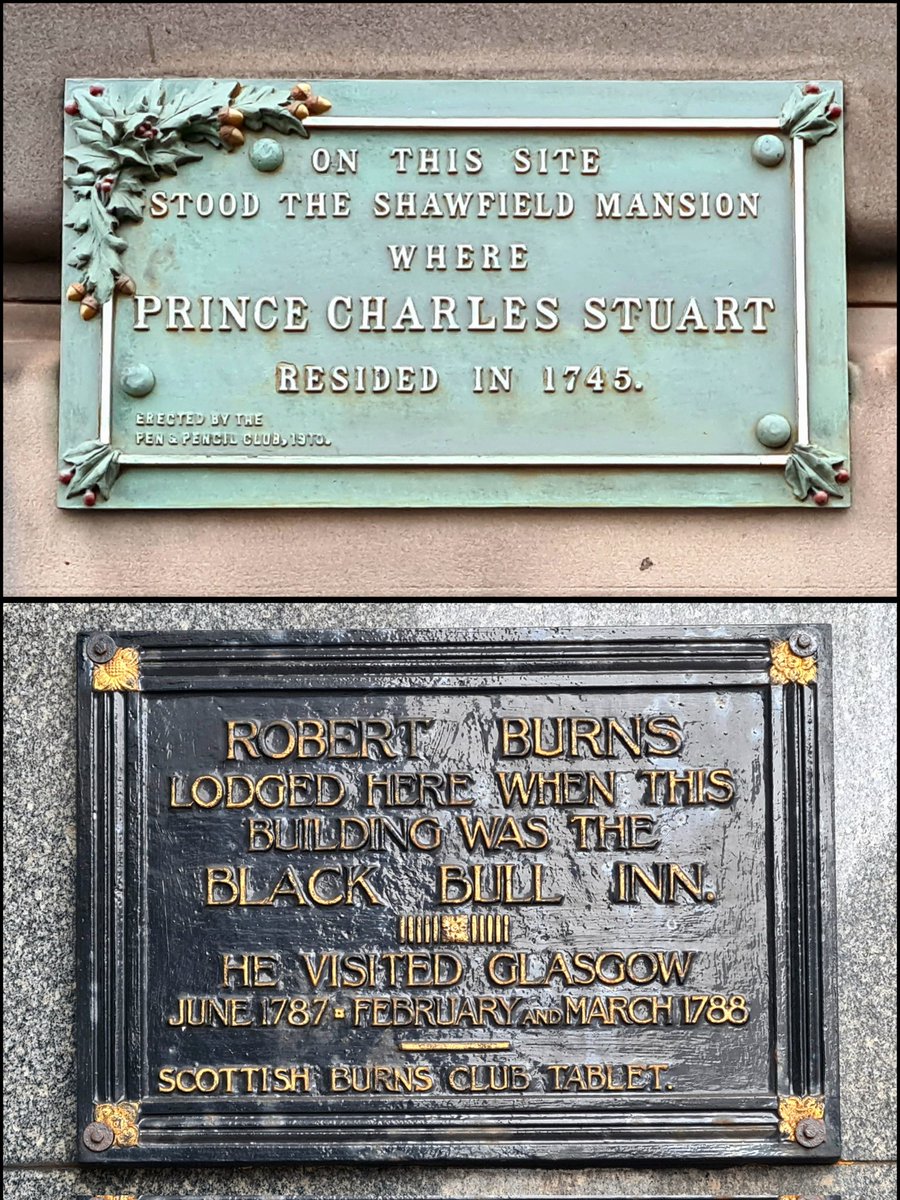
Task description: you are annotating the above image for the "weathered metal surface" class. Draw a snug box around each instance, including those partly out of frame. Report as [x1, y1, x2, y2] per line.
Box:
[58, 80, 849, 509]
[76, 627, 840, 1164]
[75, 1195, 840, 1199]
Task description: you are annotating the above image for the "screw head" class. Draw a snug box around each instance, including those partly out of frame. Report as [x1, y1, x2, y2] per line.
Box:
[812, 490, 829, 506]
[82, 1121, 114, 1152]
[751, 134, 786, 168]
[755, 412, 792, 447]
[86, 633, 116, 664]
[789, 630, 817, 658]
[795, 1116, 827, 1148]
[249, 137, 285, 173]
[120, 362, 156, 397]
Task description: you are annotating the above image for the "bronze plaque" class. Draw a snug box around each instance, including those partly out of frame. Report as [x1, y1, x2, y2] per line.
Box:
[77, 627, 839, 1162]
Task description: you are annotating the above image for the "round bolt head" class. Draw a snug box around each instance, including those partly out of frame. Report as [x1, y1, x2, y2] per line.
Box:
[120, 362, 156, 397]
[795, 1116, 827, 1148]
[755, 413, 792, 448]
[86, 633, 117, 664]
[249, 137, 285, 173]
[83, 1121, 114, 1152]
[752, 134, 786, 167]
[789, 629, 818, 658]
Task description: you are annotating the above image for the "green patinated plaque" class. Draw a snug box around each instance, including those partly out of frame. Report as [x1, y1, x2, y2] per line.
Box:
[58, 79, 849, 509]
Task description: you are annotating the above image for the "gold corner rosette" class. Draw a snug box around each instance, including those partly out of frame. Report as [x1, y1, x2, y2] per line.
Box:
[92, 647, 141, 692]
[94, 1100, 140, 1147]
[769, 640, 817, 686]
[777, 1094, 825, 1140]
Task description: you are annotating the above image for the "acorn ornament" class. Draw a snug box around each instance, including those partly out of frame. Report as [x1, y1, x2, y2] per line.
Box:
[218, 124, 245, 149]
[218, 106, 245, 128]
[114, 274, 136, 296]
[80, 294, 101, 321]
[286, 84, 331, 118]
[67, 281, 87, 302]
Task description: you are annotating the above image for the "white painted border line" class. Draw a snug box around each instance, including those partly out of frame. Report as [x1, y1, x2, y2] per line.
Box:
[793, 137, 809, 444]
[100, 116, 800, 470]
[98, 297, 114, 444]
[117, 453, 789, 467]
[306, 116, 783, 130]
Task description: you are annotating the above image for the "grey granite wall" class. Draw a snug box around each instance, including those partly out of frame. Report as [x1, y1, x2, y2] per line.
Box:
[3, 601, 897, 1198]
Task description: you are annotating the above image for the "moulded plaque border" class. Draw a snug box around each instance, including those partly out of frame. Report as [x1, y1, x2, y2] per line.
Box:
[76, 625, 840, 1164]
[58, 79, 849, 509]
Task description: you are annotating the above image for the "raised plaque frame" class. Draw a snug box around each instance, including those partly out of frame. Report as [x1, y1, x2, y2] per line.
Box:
[76, 626, 840, 1163]
[58, 80, 849, 509]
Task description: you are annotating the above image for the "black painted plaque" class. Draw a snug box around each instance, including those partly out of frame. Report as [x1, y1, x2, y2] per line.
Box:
[77, 627, 839, 1163]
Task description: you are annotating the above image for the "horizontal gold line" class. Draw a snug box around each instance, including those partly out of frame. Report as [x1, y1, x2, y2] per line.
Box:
[398, 1040, 511, 1052]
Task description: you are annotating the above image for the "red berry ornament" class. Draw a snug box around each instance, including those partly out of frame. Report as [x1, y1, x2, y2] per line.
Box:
[835, 468, 850, 483]
[64, 100, 79, 116]
[83, 489, 97, 507]
[804, 83, 821, 94]
[812, 490, 829, 506]
[59, 469, 74, 485]
[828, 104, 842, 119]
[89, 84, 105, 96]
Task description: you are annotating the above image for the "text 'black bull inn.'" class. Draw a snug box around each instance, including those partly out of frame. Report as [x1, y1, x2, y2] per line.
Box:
[77, 627, 839, 1163]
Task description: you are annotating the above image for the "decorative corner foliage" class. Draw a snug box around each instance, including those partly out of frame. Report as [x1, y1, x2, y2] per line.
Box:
[63, 79, 330, 304]
[777, 1094, 825, 1140]
[61, 438, 121, 503]
[770, 641, 817, 686]
[784, 443, 849, 505]
[92, 648, 141, 693]
[779, 83, 842, 145]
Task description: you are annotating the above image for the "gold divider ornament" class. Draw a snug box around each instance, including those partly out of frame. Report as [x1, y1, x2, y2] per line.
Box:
[398, 913, 511, 945]
[770, 641, 817, 685]
[92, 646, 140, 691]
[94, 1101, 140, 1147]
